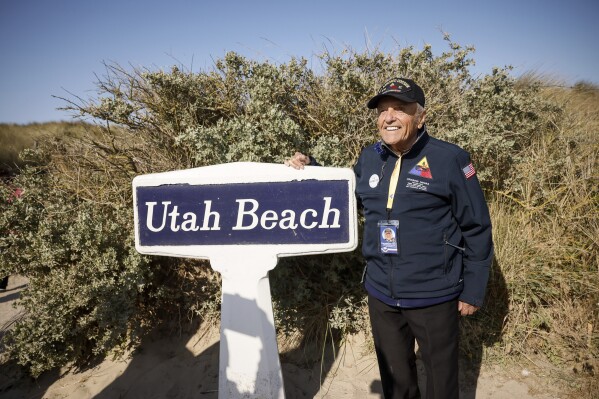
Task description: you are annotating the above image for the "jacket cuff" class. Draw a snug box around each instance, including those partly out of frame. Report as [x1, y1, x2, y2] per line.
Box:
[459, 258, 492, 307]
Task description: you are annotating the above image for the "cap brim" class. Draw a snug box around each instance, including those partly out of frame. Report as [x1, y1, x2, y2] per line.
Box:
[366, 93, 418, 109]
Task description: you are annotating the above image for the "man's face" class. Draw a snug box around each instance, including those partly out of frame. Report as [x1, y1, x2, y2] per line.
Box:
[376, 97, 425, 153]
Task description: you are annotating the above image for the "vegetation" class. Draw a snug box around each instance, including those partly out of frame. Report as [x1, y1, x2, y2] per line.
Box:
[0, 122, 106, 177]
[0, 37, 597, 396]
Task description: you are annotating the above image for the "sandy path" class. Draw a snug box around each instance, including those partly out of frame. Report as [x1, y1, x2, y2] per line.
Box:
[1, 276, 564, 398]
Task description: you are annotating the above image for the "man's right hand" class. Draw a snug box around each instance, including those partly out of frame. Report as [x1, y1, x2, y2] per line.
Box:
[284, 152, 311, 170]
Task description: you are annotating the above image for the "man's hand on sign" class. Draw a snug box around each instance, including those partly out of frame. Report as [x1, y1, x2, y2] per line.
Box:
[284, 152, 310, 170]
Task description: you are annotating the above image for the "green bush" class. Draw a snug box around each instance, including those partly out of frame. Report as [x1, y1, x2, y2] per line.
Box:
[0, 37, 596, 394]
[1, 140, 220, 376]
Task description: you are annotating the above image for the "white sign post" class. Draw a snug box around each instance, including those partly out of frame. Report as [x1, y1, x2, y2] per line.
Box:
[133, 162, 358, 398]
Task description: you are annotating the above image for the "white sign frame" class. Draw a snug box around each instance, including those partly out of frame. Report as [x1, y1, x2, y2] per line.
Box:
[132, 162, 358, 399]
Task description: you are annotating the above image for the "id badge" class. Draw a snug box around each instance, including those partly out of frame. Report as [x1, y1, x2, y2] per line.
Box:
[378, 220, 399, 254]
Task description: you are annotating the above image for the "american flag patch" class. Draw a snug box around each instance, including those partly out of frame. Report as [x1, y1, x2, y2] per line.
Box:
[462, 163, 476, 179]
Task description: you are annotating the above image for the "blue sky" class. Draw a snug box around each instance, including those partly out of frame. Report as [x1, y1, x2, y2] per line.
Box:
[1, 0, 597, 124]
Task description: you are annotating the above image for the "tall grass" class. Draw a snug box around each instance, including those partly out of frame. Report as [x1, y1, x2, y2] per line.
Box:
[0, 122, 105, 177]
[481, 83, 598, 397]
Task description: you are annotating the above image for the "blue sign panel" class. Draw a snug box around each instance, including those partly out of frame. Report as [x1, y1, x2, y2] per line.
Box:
[136, 180, 350, 246]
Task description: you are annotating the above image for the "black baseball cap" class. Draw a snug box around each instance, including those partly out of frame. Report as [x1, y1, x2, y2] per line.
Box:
[367, 78, 425, 109]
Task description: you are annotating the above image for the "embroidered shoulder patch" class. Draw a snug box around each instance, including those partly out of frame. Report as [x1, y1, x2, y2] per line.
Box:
[462, 162, 476, 179]
[408, 156, 433, 179]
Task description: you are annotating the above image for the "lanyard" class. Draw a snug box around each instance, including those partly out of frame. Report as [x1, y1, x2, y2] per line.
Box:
[386, 155, 402, 213]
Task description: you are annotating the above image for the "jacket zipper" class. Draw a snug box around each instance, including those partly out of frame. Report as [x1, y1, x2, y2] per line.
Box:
[443, 232, 448, 274]
[381, 129, 425, 297]
[444, 240, 465, 252]
[387, 154, 402, 298]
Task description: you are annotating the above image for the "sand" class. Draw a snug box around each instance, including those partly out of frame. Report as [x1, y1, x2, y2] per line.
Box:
[1, 275, 565, 398]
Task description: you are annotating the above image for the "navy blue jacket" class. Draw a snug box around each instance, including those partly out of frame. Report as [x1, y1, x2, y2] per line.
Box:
[355, 129, 494, 307]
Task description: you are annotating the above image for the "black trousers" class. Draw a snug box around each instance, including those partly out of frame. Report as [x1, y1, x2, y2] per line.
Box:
[368, 294, 459, 399]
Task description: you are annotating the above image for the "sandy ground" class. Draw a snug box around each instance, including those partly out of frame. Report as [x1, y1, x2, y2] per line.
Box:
[1, 275, 567, 398]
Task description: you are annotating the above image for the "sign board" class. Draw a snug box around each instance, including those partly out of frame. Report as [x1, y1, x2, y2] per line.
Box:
[133, 162, 357, 259]
[132, 162, 358, 399]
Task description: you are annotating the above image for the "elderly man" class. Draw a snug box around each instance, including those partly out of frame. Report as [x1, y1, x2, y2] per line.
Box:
[286, 77, 494, 399]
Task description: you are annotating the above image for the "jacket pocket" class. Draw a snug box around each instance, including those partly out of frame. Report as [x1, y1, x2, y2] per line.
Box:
[443, 231, 464, 274]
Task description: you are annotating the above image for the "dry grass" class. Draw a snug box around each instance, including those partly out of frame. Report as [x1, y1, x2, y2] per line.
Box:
[0, 122, 105, 176]
[476, 82, 599, 398]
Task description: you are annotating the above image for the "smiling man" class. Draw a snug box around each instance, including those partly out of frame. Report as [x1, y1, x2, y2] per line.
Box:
[286, 78, 494, 399]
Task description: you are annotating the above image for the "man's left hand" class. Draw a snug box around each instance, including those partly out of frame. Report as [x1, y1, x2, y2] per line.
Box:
[458, 301, 479, 316]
